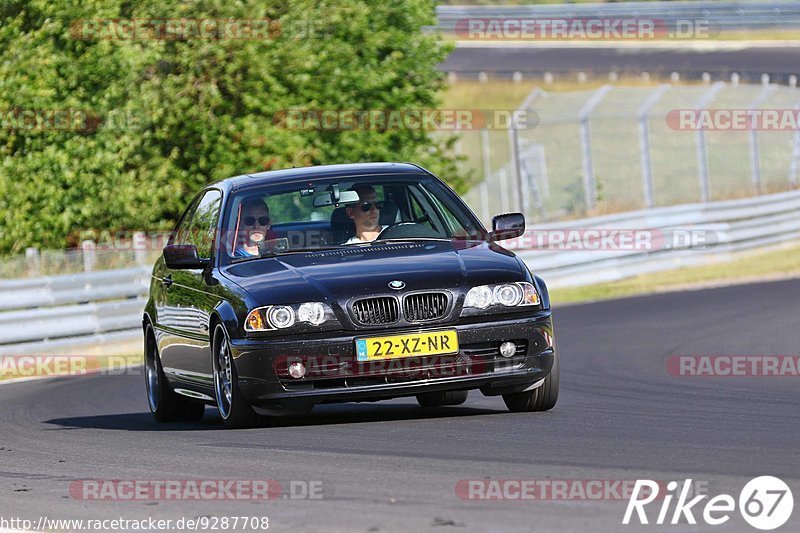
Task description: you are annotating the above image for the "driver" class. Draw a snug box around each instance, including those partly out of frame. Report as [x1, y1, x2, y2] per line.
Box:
[344, 185, 387, 244]
[233, 198, 276, 257]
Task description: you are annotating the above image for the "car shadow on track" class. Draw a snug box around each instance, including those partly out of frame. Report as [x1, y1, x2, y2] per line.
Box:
[44, 402, 505, 431]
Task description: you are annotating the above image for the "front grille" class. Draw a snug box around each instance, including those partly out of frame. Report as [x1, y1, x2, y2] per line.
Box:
[351, 296, 399, 325]
[403, 292, 449, 322]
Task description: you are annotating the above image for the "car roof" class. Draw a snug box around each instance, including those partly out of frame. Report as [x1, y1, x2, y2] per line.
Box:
[214, 162, 431, 192]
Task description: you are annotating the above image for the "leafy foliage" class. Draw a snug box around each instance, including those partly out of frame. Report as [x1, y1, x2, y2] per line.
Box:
[0, 0, 463, 254]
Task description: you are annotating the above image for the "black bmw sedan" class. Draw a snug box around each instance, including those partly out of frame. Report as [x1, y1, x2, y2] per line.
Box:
[143, 162, 558, 428]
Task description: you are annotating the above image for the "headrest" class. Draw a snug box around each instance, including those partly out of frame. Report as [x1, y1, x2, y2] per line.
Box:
[331, 206, 352, 228]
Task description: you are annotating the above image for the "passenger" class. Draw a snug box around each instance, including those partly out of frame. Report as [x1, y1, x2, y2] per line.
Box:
[344, 185, 387, 244]
[234, 198, 275, 257]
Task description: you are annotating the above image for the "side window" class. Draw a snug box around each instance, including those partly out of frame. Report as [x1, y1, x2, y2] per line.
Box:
[407, 190, 426, 221]
[178, 190, 223, 259]
[427, 191, 462, 234]
[171, 197, 201, 246]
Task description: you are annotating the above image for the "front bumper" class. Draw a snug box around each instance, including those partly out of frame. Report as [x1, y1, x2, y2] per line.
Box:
[230, 311, 555, 409]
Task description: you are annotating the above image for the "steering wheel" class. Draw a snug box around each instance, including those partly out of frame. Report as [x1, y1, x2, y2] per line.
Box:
[376, 221, 441, 240]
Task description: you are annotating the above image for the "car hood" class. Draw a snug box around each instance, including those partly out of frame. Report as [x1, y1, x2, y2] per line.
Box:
[220, 241, 525, 304]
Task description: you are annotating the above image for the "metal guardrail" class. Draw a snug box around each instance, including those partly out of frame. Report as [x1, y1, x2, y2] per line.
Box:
[516, 188, 800, 287]
[0, 267, 149, 354]
[436, 1, 800, 32]
[2, 189, 799, 353]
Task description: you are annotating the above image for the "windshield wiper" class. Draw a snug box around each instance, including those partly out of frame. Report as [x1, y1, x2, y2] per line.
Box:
[231, 246, 347, 261]
[271, 246, 346, 254]
[370, 238, 449, 246]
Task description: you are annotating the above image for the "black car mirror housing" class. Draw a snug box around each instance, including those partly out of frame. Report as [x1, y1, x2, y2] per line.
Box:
[490, 213, 525, 241]
[163, 244, 211, 270]
[313, 189, 360, 208]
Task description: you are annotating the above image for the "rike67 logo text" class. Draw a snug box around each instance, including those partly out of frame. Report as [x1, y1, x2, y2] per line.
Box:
[624, 477, 793, 530]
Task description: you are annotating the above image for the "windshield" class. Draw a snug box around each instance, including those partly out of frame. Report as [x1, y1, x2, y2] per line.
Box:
[222, 175, 483, 261]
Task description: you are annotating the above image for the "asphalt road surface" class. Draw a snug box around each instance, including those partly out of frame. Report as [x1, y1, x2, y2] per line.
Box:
[1, 278, 799, 532]
[441, 45, 800, 82]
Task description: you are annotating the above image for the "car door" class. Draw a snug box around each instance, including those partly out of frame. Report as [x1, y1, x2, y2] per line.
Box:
[158, 189, 223, 387]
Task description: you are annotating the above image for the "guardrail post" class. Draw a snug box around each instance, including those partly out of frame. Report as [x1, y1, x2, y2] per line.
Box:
[638, 85, 670, 208]
[578, 85, 613, 212]
[25, 247, 40, 277]
[82, 240, 96, 273]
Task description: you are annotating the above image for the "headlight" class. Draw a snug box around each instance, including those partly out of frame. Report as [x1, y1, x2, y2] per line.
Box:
[297, 302, 325, 326]
[245, 302, 337, 332]
[464, 285, 492, 309]
[268, 306, 295, 329]
[493, 284, 523, 307]
[462, 282, 540, 314]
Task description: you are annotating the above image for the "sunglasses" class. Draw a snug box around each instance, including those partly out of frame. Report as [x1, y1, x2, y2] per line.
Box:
[354, 201, 384, 212]
[243, 215, 270, 226]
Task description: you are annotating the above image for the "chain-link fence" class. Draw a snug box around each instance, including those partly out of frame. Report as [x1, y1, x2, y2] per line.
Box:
[458, 81, 800, 226]
[0, 240, 161, 279]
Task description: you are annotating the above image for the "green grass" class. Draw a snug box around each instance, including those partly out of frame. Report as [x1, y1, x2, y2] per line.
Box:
[550, 241, 800, 305]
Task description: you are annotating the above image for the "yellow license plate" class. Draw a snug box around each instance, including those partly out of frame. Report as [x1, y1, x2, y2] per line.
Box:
[355, 330, 459, 361]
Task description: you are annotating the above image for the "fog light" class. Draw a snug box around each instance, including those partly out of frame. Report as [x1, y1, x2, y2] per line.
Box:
[288, 362, 306, 379]
[499, 341, 516, 358]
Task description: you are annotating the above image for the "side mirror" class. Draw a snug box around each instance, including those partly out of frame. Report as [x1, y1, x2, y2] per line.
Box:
[490, 213, 525, 241]
[163, 244, 210, 270]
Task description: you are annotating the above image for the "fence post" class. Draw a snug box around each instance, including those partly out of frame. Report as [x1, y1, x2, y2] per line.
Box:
[520, 144, 547, 220]
[508, 88, 544, 217]
[747, 84, 776, 194]
[25, 247, 40, 277]
[82, 240, 96, 273]
[480, 129, 492, 222]
[789, 104, 800, 186]
[498, 168, 510, 213]
[133, 231, 147, 267]
[479, 181, 490, 225]
[578, 85, 613, 212]
[693, 82, 726, 202]
[533, 143, 550, 198]
[637, 84, 670, 208]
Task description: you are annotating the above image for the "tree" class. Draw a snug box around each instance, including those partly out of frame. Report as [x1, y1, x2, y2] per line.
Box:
[0, 0, 463, 254]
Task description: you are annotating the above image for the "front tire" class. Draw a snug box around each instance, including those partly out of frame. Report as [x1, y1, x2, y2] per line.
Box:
[144, 324, 205, 422]
[213, 324, 261, 429]
[416, 390, 469, 407]
[503, 354, 559, 412]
